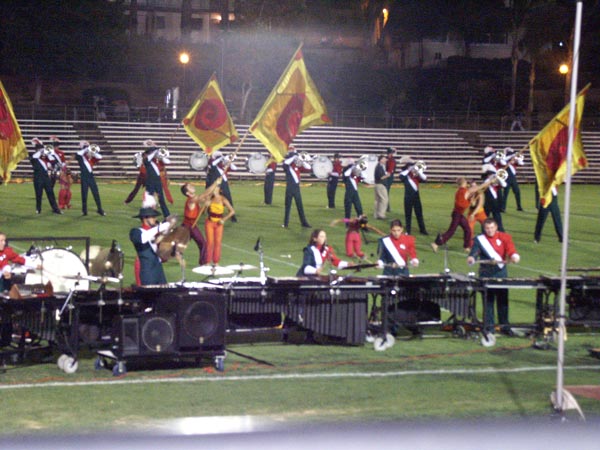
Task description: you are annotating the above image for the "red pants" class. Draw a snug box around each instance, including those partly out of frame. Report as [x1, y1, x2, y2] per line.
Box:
[204, 219, 224, 264]
[58, 188, 72, 209]
[345, 231, 364, 258]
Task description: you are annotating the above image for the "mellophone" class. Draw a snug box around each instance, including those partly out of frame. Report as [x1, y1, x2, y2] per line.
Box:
[3, 274, 600, 369]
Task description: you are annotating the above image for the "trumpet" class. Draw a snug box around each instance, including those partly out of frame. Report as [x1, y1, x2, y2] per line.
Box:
[133, 151, 144, 168]
[88, 144, 101, 155]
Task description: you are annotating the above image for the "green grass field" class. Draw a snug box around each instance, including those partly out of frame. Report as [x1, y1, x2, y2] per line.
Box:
[1, 179, 600, 435]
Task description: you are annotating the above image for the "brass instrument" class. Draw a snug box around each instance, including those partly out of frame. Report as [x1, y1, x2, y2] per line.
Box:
[225, 152, 237, 163]
[356, 155, 369, 171]
[494, 148, 506, 162]
[88, 144, 101, 156]
[156, 147, 170, 162]
[298, 151, 314, 164]
[133, 151, 144, 168]
[496, 168, 508, 182]
[43, 144, 54, 156]
[413, 160, 427, 174]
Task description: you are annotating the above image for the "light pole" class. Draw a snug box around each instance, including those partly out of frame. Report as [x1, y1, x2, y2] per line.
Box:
[559, 63, 569, 104]
[179, 51, 190, 107]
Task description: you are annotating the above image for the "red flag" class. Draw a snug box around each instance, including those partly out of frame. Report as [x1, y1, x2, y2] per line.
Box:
[250, 44, 331, 162]
[0, 80, 27, 183]
[182, 74, 238, 155]
[529, 84, 589, 207]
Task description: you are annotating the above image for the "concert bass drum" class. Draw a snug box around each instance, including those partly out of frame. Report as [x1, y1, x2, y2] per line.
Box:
[189, 151, 209, 171]
[25, 248, 90, 292]
[247, 152, 269, 174]
[312, 155, 333, 180]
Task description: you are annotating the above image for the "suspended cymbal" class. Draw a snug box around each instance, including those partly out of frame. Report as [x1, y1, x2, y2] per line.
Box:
[192, 265, 234, 276]
[224, 263, 258, 271]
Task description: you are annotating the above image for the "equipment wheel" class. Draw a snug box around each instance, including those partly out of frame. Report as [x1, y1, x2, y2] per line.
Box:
[62, 356, 78, 374]
[94, 357, 105, 370]
[215, 356, 225, 372]
[57, 354, 69, 370]
[113, 361, 127, 376]
[481, 332, 496, 347]
[454, 325, 467, 338]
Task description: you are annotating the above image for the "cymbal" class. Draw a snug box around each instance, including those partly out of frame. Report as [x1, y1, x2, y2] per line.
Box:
[192, 265, 234, 276]
[340, 263, 378, 271]
[224, 263, 258, 271]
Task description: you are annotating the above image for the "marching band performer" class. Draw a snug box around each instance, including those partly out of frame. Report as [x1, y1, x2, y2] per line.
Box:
[331, 214, 385, 260]
[398, 157, 428, 235]
[534, 185, 563, 243]
[374, 153, 390, 219]
[142, 140, 170, 218]
[76, 140, 105, 216]
[263, 156, 277, 205]
[124, 152, 146, 204]
[431, 177, 479, 253]
[57, 163, 73, 210]
[467, 218, 520, 335]
[129, 207, 172, 286]
[181, 182, 214, 265]
[204, 185, 235, 265]
[481, 163, 506, 232]
[29, 138, 62, 215]
[342, 159, 364, 220]
[376, 219, 419, 276]
[205, 150, 237, 222]
[0, 232, 40, 292]
[47, 135, 66, 189]
[282, 145, 311, 228]
[297, 229, 349, 276]
[501, 147, 524, 212]
[326, 152, 342, 209]
[467, 180, 487, 248]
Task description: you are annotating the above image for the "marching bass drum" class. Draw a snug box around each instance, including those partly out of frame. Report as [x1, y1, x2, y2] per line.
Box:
[247, 152, 268, 174]
[359, 154, 379, 185]
[25, 248, 89, 292]
[312, 155, 333, 179]
[189, 151, 208, 171]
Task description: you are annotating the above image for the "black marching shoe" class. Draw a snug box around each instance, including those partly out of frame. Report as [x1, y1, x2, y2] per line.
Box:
[97, 210, 106, 216]
[301, 222, 312, 228]
[52, 209, 63, 215]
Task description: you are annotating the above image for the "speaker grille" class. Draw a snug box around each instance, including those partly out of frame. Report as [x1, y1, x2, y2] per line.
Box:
[182, 301, 219, 342]
[141, 316, 175, 353]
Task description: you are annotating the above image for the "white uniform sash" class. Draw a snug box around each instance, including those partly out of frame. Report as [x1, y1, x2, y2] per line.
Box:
[476, 234, 504, 269]
[382, 236, 406, 267]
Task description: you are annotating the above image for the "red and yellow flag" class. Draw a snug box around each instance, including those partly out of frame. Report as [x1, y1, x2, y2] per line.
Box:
[0, 80, 27, 184]
[182, 74, 238, 155]
[250, 44, 331, 162]
[529, 84, 590, 207]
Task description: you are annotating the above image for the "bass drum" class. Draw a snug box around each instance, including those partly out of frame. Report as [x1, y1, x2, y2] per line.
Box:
[312, 155, 333, 179]
[247, 152, 268, 174]
[25, 248, 89, 292]
[189, 151, 209, 171]
[360, 154, 379, 185]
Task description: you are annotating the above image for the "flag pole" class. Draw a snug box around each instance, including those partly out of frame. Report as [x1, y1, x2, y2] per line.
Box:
[552, 0, 583, 416]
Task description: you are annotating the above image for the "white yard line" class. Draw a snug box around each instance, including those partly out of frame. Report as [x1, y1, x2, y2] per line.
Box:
[1, 365, 599, 391]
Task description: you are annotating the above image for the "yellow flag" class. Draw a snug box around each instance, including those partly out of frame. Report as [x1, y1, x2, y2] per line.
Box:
[529, 84, 589, 207]
[0, 80, 27, 183]
[250, 44, 331, 162]
[182, 74, 238, 154]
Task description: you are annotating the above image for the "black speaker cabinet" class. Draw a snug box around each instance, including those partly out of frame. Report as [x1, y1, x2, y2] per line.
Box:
[156, 291, 226, 351]
[113, 314, 177, 357]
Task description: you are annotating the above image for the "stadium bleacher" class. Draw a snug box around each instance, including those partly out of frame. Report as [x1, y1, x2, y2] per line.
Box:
[11, 120, 600, 184]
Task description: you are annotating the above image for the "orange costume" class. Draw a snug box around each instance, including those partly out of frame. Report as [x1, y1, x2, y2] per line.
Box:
[205, 201, 225, 264]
